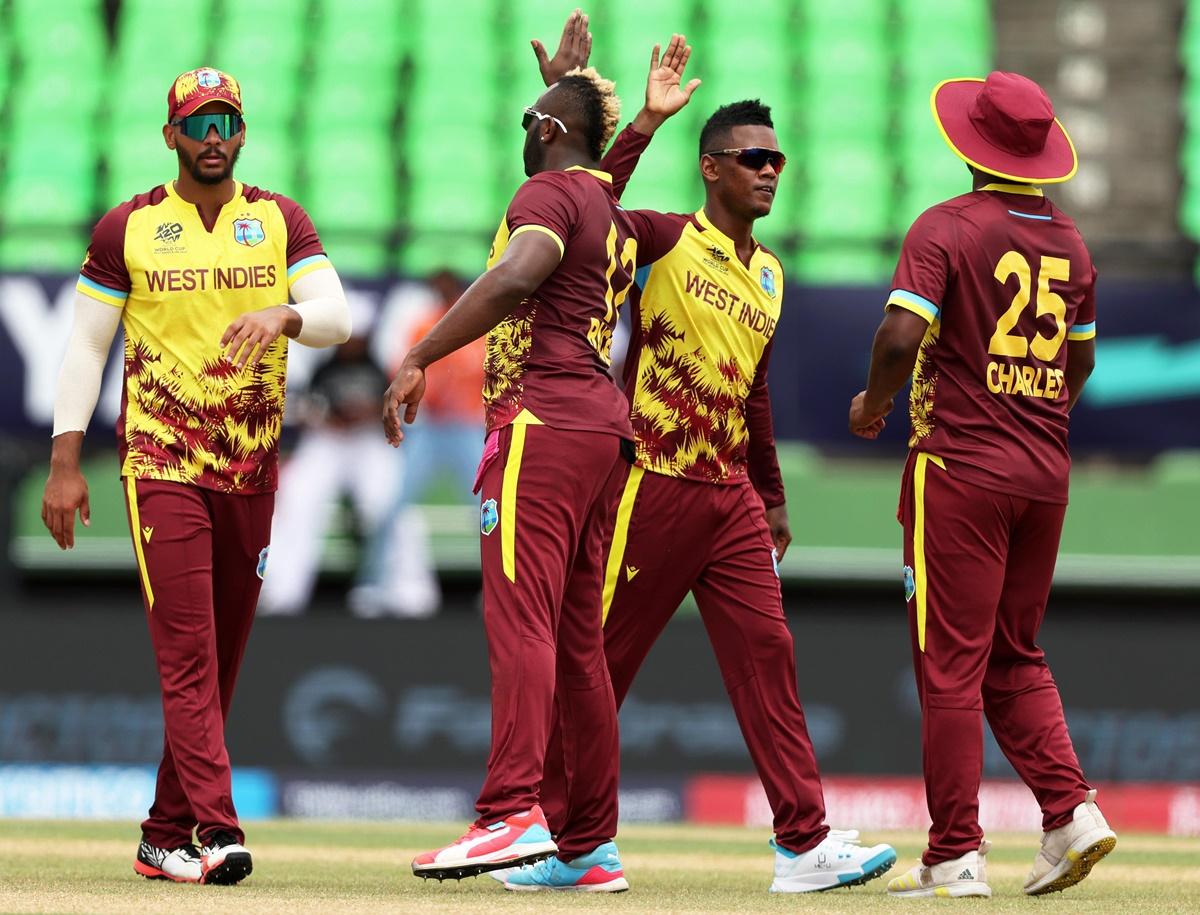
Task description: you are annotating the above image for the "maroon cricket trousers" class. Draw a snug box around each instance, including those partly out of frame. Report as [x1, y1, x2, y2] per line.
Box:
[541, 466, 831, 854]
[473, 423, 624, 860]
[123, 477, 272, 847]
[900, 451, 1091, 864]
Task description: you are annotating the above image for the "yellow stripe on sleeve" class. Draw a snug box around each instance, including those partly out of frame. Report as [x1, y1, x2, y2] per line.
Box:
[601, 465, 644, 625]
[76, 275, 127, 307]
[501, 425, 527, 582]
[912, 453, 945, 652]
[510, 224, 565, 259]
[125, 477, 155, 610]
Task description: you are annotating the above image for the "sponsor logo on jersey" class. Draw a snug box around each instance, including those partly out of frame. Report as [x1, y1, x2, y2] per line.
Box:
[233, 217, 266, 247]
[760, 265, 777, 298]
[153, 221, 186, 254]
[154, 222, 183, 244]
[257, 545, 269, 579]
[625, 564, 639, 581]
[481, 498, 499, 536]
[903, 565, 915, 602]
[701, 244, 731, 274]
[142, 525, 154, 543]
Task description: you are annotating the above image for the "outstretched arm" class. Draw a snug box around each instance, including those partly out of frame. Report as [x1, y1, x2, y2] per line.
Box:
[603, 34, 702, 198]
[848, 307, 929, 439]
[382, 232, 562, 445]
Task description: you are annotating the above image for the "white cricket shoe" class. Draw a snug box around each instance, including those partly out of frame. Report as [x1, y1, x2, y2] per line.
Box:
[887, 839, 992, 898]
[769, 831, 897, 893]
[199, 831, 253, 885]
[1024, 789, 1117, 895]
[133, 840, 202, 883]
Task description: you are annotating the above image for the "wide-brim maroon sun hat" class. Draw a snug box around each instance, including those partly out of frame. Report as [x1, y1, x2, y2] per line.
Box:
[931, 72, 1077, 184]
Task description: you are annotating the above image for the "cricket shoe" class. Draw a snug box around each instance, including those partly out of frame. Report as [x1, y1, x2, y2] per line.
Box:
[199, 831, 253, 885]
[1024, 789, 1117, 896]
[887, 839, 992, 898]
[769, 831, 897, 893]
[504, 841, 628, 892]
[134, 840, 202, 883]
[411, 805, 557, 880]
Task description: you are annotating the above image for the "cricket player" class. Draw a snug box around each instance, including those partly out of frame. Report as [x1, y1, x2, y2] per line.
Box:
[41, 68, 350, 885]
[386, 42, 696, 889]
[506, 18, 897, 893]
[848, 71, 1115, 898]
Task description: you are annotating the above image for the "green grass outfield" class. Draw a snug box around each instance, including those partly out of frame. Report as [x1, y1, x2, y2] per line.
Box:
[1, 820, 1198, 914]
[13, 447, 1200, 589]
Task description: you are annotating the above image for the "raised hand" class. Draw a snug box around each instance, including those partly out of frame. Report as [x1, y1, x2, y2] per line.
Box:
[532, 8, 592, 86]
[644, 34, 701, 120]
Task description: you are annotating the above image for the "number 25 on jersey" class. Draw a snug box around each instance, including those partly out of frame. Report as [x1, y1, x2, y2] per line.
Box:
[987, 251, 1069, 399]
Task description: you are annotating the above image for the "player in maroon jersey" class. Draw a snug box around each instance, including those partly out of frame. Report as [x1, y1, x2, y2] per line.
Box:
[849, 72, 1115, 898]
[385, 44, 697, 888]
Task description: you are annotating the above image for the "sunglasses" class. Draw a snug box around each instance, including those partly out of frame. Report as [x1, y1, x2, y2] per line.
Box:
[522, 107, 569, 134]
[703, 147, 787, 174]
[171, 112, 244, 142]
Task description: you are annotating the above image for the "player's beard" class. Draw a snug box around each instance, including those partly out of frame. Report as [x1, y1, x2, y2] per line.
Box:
[176, 143, 239, 185]
[523, 129, 546, 177]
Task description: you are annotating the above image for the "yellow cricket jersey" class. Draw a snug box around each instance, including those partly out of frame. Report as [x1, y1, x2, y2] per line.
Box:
[624, 207, 784, 495]
[77, 180, 331, 494]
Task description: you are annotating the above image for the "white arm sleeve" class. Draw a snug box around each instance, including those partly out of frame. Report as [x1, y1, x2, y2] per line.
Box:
[290, 266, 352, 347]
[52, 292, 123, 437]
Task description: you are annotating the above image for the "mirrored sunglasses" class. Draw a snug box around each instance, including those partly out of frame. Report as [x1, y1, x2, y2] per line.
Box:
[703, 147, 787, 174]
[172, 112, 244, 142]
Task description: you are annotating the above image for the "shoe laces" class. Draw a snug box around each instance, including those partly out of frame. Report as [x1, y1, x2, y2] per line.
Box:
[202, 831, 240, 851]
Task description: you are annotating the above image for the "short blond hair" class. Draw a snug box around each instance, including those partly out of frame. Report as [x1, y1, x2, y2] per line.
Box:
[559, 67, 621, 159]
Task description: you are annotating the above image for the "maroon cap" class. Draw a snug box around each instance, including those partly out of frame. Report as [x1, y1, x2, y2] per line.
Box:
[931, 72, 1077, 184]
[167, 67, 243, 122]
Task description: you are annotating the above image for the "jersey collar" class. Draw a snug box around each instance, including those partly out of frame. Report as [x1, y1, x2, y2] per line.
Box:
[565, 165, 613, 183]
[165, 180, 245, 232]
[980, 182, 1044, 197]
[694, 207, 760, 265]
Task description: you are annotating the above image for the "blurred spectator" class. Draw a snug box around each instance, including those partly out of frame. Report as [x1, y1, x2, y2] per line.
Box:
[351, 270, 485, 617]
[258, 333, 400, 615]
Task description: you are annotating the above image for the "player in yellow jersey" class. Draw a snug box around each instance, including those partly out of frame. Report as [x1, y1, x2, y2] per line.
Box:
[523, 13, 896, 893]
[41, 67, 350, 885]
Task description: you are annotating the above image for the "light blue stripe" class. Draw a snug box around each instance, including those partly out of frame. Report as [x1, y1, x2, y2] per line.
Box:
[77, 274, 128, 300]
[634, 264, 651, 290]
[287, 254, 329, 276]
[888, 288, 939, 320]
[1070, 321, 1096, 334]
[1007, 209, 1052, 221]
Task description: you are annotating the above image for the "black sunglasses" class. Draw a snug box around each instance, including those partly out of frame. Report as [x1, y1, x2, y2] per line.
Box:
[703, 147, 787, 174]
[171, 112, 244, 142]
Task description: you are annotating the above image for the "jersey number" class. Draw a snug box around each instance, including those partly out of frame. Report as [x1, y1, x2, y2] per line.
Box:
[988, 251, 1069, 362]
[589, 221, 637, 365]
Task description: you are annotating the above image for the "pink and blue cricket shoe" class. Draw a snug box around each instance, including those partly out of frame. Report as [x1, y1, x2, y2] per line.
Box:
[411, 805, 558, 880]
[503, 841, 629, 892]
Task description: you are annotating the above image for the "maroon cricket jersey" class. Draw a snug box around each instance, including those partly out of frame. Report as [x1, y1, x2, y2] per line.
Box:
[887, 184, 1097, 504]
[483, 167, 668, 437]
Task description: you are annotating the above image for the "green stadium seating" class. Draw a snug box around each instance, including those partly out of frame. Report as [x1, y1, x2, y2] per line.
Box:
[1, 119, 96, 228]
[0, 231, 88, 273]
[791, 244, 894, 285]
[0, 0, 1002, 282]
[398, 230, 493, 279]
